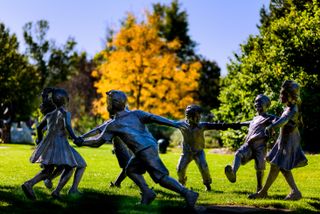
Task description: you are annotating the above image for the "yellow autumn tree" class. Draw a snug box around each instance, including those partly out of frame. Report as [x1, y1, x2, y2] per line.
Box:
[92, 12, 201, 119]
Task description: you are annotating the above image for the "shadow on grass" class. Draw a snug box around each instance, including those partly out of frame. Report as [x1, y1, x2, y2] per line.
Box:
[154, 188, 180, 198]
[0, 184, 198, 214]
[0, 184, 138, 214]
[209, 189, 224, 194]
[232, 190, 289, 200]
[232, 190, 253, 195]
[200, 205, 291, 214]
[307, 198, 320, 212]
[1, 184, 319, 214]
[189, 186, 224, 194]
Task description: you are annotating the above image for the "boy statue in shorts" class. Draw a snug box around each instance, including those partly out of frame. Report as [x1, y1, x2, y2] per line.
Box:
[78, 90, 199, 207]
[176, 104, 244, 191]
[225, 94, 276, 192]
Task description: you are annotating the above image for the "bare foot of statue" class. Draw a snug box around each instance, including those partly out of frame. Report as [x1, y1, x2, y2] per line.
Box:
[109, 181, 121, 188]
[21, 182, 36, 200]
[225, 165, 236, 183]
[248, 190, 267, 199]
[284, 190, 302, 201]
[140, 188, 156, 205]
[205, 184, 211, 191]
[44, 179, 53, 189]
[184, 189, 199, 207]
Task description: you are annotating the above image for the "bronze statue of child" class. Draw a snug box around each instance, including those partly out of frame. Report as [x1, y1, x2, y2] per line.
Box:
[224, 94, 276, 192]
[38, 87, 64, 190]
[22, 88, 86, 200]
[78, 90, 199, 207]
[80, 120, 132, 188]
[176, 104, 244, 191]
[249, 80, 308, 200]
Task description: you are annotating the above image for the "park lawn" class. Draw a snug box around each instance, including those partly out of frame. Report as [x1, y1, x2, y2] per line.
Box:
[0, 144, 319, 213]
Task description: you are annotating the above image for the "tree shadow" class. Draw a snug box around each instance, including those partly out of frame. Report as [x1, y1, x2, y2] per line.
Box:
[159, 202, 199, 214]
[307, 202, 320, 212]
[232, 190, 253, 195]
[0, 184, 200, 214]
[232, 190, 289, 200]
[189, 187, 224, 194]
[262, 193, 288, 200]
[200, 205, 291, 214]
[2, 184, 319, 214]
[208, 189, 224, 194]
[0, 184, 136, 214]
[305, 197, 320, 212]
[154, 189, 181, 198]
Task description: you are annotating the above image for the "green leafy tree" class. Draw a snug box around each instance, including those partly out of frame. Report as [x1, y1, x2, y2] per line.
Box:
[153, 0, 196, 61]
[198, 57, 221, 112]
[259, 0, 313, 29]
[23, 20, 78, 88]
[57, 52, 101, 134]
[214, 0, 320, 150]
[152, 0, 221, 113]
[0, 23, 40, 142]
[22, 20, 99, 135]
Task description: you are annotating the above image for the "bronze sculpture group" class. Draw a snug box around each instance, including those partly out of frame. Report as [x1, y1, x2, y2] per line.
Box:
[21, 80, 308, 207]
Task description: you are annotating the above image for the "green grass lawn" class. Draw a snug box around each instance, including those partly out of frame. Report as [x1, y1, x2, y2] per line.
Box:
[0, 144, 319, 213]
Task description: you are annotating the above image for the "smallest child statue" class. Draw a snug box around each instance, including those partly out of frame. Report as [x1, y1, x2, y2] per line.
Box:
[225, 94, 276, 192]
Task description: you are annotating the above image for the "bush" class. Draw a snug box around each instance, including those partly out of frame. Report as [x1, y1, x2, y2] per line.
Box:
[147, 124, 175, 143]
[73, 114, 104, 135]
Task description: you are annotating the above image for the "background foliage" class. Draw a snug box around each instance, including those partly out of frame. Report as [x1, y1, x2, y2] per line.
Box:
[0, 23, 40, 122]
[92, 12, 201, 119]
[214, 0, 320, 150]
[153, 0, 221, 113]
[1, 0, 320, 153]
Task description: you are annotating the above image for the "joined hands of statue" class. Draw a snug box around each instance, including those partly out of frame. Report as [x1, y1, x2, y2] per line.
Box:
[74, 137, 84, 147]
[264, 126, 272, 138]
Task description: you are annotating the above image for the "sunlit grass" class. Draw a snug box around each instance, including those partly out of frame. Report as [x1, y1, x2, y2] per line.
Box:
[0, 144, 319, 213]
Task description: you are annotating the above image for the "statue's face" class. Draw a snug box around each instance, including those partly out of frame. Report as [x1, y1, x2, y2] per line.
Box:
[187, 113, 201, 125]
[280, 89, 292, 104]
[106, 96, 114, 115]
[106, 96, 123, 116]
[254, 98, 267, 115]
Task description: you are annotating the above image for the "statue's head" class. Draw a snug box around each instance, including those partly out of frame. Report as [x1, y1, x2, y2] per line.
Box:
[106, 90, 127, 115]
[52, 88, 69, 108]
[280, 80, 300, 105]
[40, 87, 56, 114]
[254, 94, 271, 115]
[185, 104, 202, 125]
